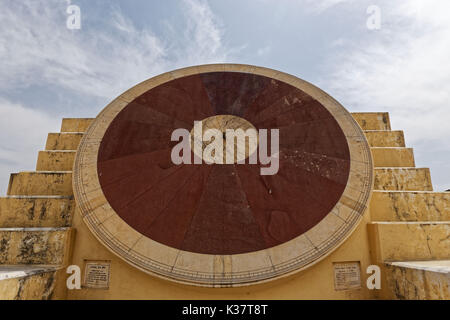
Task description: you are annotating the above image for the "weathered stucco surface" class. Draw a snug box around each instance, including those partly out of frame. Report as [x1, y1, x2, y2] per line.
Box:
[352, 112, 391, 131]
[0, 228, 73, 265]
[364, 130, 405, 148]
[7, 172, 73, 196]
[384, 261, 449, 300]
[371, 191, 450, 221]
[60, 118, 93, 133]
[45, 133, 83, 151]
[0, 197, 74, 228]
[371, 148, 415, 167]
[373, 168, 433, 191]
[368, 222, 450, 262]
[36, 151, 76, 171]
[0, 267, 58, 300]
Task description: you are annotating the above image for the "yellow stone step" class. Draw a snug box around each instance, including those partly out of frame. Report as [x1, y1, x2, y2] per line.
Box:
[371, 147, 415, 167]
[42, 143, 416, 170]
[351, 112, 391, 131]
[59, 115, 397, 139]
[7, 172, 73, 196]
[368, 222, 450, 262]
[0, 265, 60, 300]
[0, 196, 74, 228]
[374, 168, 433, 191]
[36, 151, 76, 171]
[62, 115, 393, 133]
[384, 261, 450, 300]
[45, 133, 83, 151]
[61, 118, 93, 133]
[371, 191, 450, 222]
[0, 227, 74, 265]
[364, 130, 405, 147]
[61, 115, 394, 134]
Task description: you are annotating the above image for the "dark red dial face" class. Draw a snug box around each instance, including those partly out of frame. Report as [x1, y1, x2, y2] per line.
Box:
[97, 72, 350, 255]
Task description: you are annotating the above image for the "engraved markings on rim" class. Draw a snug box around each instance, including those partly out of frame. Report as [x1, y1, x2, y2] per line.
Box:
[73, 64, 374, 287]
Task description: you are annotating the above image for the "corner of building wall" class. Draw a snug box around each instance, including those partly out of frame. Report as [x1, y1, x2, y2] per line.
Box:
[51, 227, 77, 300]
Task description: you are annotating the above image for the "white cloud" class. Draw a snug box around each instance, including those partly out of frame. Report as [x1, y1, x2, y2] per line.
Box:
[0, 99, 60, 194]
[0, 1, 165, 99]
[305, 0, 355, 13]
[257, 46, 271, 57]
[180, 0, 227, 63]
[322, 0, 450, 190]
[0, 0, 228, 100]
[255, 0, 355, 13]
[0, 0, 230, 194]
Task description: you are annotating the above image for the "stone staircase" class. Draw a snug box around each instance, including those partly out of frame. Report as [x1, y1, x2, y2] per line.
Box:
[357, 112, 450, 300]
[0, 114, 448, 299]
[0, 118, 89, 299]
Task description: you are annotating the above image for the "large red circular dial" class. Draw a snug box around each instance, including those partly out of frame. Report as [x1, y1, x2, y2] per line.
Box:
[97, 72, 350, 255]
[73, 64, 373, 287]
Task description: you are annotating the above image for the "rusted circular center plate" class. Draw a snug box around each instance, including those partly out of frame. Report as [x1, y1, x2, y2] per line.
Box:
[73, 64, 373, 287]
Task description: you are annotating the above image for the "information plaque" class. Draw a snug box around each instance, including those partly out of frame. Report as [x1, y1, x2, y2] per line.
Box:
[333, 262, 361, 291]
[83, 260, 111, 289]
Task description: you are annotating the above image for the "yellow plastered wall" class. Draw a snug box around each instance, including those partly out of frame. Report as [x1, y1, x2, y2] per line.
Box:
[66, 208, 376, 300]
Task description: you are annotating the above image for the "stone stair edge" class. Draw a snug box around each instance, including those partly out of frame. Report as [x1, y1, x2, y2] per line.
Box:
[1, 195, 73, 199]
[385, 260, 450, 274]
[10, 171, 73, 174]
[0, 227, 71, 231]
[372, 191, 446, 194]
[374, 167, 427, 169]
[39, 150, 77, 153]
[61, 118, 94, 120]
[369, 221, 450, 225]
[351, 112, 389, 114]
[0, 265, 62, 281]
[49, 132, 85, 134]
[371, 147, 413, 150]
[364, 130, 402, 132]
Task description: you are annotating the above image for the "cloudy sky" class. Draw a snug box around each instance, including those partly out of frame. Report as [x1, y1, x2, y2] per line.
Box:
[0, 0, 449, 193]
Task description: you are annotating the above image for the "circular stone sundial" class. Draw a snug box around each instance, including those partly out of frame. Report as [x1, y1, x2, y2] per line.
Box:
[73, 64, 373, 287]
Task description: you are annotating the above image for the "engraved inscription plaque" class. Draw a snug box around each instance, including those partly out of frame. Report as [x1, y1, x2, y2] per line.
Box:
[83, 260, 111, 289]
[334, 262, 361, 291]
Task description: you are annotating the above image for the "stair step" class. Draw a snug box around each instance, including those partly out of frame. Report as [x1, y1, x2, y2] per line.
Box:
[0, 196, 74, 228]
[352, 112, 391, 130]
[61, 118, 93, 133]
[374, 168, 433, 191]
[40, 147, 415, 171]
[0, 265, 60, 300]
[364, 130, 405, 147]
[36, 151, 76, 171]
[371, 191, 450, 221]
[0, 227, 74, 265]
[46, 133, 83, 151]
[384, 260, 450, 300]
[387, 260, 450, 274]
[371, 147, 415, 167]
[62, 115, 392, 133]
[7, 172, 73, 196]
[0, 265, 60, 280]
[368, 222, 450, 262]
